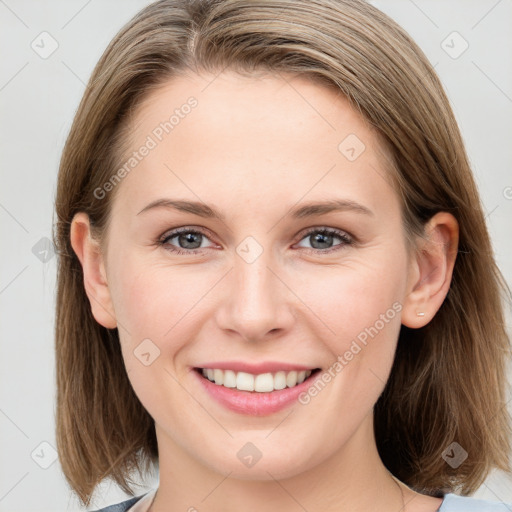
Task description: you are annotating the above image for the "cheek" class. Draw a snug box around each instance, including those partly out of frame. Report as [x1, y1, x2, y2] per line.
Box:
[296, 248, 407, 406]
[110, 250, 191, 331]
[300, 249, 407, 345]
[109, 254, 222, 372]
[109, 259, 200, 419]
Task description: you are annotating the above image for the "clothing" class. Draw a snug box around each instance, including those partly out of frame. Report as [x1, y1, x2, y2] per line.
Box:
[91, 490, 154, 512]
[91, 489, 512, 512]
[440, 494, 512, 511]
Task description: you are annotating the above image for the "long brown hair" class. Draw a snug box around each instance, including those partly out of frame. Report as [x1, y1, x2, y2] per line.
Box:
[53, 0, 512, 506]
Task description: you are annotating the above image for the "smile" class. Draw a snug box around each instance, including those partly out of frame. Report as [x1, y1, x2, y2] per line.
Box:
[197, 368, 320, 392]
[193, 366, 323, 415]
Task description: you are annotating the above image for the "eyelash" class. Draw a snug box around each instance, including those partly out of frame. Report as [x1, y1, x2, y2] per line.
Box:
[157, 226, 354, 256]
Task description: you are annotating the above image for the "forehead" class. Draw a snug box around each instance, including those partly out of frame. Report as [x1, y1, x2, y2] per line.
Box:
[111, 70, 397, 220]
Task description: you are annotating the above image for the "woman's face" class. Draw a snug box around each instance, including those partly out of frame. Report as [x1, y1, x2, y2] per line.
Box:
[101, 70, 417, 479]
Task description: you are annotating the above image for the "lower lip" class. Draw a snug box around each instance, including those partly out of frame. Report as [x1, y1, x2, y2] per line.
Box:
[192, 368, 322, 416]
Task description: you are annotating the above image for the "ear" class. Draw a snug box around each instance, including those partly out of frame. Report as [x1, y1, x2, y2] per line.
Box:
[402, 212, 459, 328]
[69, 212, 117, 329]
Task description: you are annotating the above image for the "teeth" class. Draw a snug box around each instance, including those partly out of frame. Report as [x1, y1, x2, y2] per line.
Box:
[274, 371, 287, 390]
[213, 369, 224, 385]
[254, 373, 273, 392]
[200, 368, 313, 392]
[223, 369, 237, 388]
[237, 371, 255, 391]
[286, 371, 297, 387]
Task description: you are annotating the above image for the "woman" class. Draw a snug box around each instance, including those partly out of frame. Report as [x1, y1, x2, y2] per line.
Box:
[53, 0, 512, 511]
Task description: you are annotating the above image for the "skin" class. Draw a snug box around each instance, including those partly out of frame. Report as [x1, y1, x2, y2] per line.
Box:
[70, 70, 458, 512]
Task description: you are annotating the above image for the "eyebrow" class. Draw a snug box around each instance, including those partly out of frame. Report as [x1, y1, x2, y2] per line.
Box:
[136, 198, 374, 220]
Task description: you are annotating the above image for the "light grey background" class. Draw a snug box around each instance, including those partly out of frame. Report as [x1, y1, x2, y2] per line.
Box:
[1, 0, 511, 510]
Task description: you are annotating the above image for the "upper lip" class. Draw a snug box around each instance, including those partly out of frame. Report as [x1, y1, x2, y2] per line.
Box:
[194, 361, 319, 374]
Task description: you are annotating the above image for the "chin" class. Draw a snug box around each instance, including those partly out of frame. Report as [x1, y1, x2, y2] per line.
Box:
[202, 446, 316, 481]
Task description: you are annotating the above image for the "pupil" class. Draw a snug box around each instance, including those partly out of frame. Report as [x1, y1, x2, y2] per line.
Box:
[312, 232, 332, 249]
[180, 232, 201, 249]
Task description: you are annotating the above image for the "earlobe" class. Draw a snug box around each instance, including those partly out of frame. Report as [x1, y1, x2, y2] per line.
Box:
[402, 212, 459, 329]
[69, 212, 117, 329]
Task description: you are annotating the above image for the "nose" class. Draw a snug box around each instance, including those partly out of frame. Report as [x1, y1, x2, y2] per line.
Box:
[214, 248, 296, 343]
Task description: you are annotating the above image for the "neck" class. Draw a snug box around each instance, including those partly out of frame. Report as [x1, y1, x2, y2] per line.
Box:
[149, 413, 407, 512]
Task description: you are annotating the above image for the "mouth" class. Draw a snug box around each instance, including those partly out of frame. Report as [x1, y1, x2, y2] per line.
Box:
[194, 367, 322, 393]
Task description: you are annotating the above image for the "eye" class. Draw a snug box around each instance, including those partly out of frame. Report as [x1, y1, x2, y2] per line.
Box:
[159, 227, 215, 255]
[294, 227, 353, 254]
[158, 226, 353, 256]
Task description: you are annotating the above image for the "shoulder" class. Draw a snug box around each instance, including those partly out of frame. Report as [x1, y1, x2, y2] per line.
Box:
[90, 493, 148, 512]
[440, 493, 512, 511]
